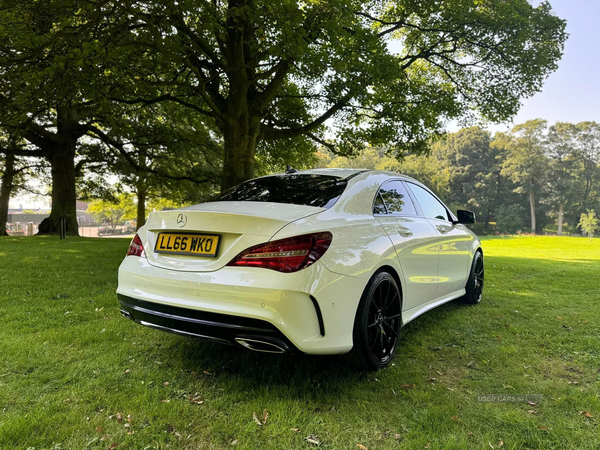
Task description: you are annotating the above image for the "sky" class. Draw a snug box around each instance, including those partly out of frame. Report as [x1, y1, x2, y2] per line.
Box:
[487, 0, 600, 132]
[11, 0, 600, 209]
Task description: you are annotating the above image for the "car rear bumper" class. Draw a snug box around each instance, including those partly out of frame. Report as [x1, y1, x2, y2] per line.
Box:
[117, 256, 368, 354]
[118, 294, 298, 352]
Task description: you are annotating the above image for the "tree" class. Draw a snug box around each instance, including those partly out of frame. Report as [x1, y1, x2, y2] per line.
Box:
[500, 120, 549, 234]
[112, 0, 566, 189]
[86, 194, 136, 229]
[578, 210, 598, 241]
[432, 127, 500, 227]
[545, 122, 577, 235]
[0, 1, 120, 234]
[0, 135, 37, 236]
[82, 101, 222, 229]
[572, 122, 600, 216]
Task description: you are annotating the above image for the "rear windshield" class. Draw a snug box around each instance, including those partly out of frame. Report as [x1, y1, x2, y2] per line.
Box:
[215, 174, 347, 208]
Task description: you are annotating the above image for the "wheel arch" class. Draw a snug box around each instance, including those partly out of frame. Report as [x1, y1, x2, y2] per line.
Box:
[372, 265, 404, 312]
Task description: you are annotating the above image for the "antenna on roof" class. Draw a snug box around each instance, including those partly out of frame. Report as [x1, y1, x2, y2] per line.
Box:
[285, 165, 298, 174]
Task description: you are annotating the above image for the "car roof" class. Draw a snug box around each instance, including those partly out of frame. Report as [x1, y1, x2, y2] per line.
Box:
[275, 168, 419, 183]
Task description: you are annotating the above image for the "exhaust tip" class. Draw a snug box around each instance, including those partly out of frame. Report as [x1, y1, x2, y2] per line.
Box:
[120, 309, 133, 320]
[235, 337, 287, 354]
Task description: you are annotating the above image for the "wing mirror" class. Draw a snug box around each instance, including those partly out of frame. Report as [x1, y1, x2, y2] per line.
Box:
[454, 210, 475, 224]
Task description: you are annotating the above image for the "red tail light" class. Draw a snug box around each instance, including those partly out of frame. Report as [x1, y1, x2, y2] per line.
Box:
[227, 232, 332, 273]
[127, 234, 146, 257]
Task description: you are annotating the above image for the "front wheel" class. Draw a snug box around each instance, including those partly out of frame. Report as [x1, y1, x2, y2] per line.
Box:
[461, 251, 484, 305]
[347, 271, 402, 370]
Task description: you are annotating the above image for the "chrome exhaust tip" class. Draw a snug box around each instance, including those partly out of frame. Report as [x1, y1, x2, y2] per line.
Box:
[235, 337, 287, 354]
[120, 309, 133, 320]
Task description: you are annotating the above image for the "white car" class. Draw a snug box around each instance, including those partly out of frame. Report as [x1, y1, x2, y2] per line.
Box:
[117, 169, 483, 369]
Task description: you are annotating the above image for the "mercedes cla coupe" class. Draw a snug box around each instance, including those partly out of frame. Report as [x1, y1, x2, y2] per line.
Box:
[117, 169, 484, 369]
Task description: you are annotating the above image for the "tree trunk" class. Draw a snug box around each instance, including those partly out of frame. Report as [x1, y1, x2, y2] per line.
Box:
[39, 144, 79, 235]
[220, 118, 261, 191]
[0, 154, 16, 236]
[136, 189, 146, 230]
[529, 187, 536, 234]
[557, 202, 564, 236]
[38, 107, 81, 236]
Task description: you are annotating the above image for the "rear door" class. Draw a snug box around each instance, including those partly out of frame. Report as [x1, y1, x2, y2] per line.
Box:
[405, 182, 473, 298]
[373, 180, 440, 310]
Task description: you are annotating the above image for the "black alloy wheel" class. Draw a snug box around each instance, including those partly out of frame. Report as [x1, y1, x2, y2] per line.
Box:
[462, 251, 484, 305]
[348, 271, 402, 370]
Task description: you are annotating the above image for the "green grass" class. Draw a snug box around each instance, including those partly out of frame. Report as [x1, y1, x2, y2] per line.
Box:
[0, 235, 599, 450]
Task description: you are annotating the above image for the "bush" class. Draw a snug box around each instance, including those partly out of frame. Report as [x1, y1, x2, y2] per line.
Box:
[496, 204, 528, 234]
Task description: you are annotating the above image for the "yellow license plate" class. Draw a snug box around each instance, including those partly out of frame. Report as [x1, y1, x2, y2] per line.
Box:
[155, 233, 220, 257]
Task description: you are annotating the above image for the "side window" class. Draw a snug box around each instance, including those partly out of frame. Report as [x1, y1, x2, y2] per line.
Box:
[407, 183, 449, 221]
[373, 194, 387, 214]
[375, 181, 417, 215]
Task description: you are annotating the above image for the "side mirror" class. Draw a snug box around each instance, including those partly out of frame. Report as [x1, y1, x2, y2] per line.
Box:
[455, 210, 475, 224]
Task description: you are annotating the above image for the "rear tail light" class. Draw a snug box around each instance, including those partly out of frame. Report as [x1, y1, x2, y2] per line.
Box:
[127, 234, 146, 258]
[227, 232, 332, 273]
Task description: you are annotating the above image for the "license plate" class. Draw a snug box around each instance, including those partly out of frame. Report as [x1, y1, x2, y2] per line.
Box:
[155, 232, 220, 257]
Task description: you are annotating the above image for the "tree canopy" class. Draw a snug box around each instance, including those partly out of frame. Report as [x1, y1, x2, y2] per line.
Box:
[108, 0, 566, 188]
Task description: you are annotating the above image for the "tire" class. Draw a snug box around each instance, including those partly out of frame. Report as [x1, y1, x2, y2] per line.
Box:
[347, 271, 402, 370]
[461, 251, 484, 305]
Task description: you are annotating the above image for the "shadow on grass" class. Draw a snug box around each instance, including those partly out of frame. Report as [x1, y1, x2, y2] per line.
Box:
[146, 254, 600, 400]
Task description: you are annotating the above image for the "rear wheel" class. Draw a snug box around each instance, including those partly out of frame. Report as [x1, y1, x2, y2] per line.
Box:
[347, 271, 402, 370]
[461, 251, 484, 305]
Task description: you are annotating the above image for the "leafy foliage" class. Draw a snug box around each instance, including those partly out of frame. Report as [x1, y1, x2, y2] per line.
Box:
[578, 210, 599, 241]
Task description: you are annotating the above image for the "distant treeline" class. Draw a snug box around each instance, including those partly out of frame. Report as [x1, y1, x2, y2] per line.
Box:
[317, 120, 600, 235]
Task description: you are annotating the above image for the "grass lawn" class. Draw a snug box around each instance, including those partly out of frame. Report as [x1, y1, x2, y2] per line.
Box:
[0, 235, 599, 450]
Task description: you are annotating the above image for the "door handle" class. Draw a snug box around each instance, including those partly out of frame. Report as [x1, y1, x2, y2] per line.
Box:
[398, 228, 413, 237]
[436, 226, 449, 234]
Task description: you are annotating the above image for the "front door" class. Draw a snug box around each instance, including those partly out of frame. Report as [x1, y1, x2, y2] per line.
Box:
[406, 182, 473, 298]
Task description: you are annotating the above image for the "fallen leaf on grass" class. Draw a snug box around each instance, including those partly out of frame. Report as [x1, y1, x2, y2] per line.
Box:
[466, 361, 474, 368]
[425, 443, 431, 449]
[428, 377, 436, 383]
[451, 416, 459, 421]
[107, 444, 118, 450]
[252, 410, 268, 426]
[230, 439, 238, 445]
[100, 435, 111, 441]
[290, 428, 301, 432]
[161, 399, 170, 403]
[203, 370, 213, 376]
[96, 426, 103, 433]
[568, 381, 579, 385]
[538, 425, 549, 431]
[502, 384, 514, 390]
[123, 369, 130, 375]
[527, 410, 538, 415]
[527, 401, 536, 406]
[162, 381, 169, 386]
[188, 393, 204, 405]
[437, 371, 444, 376]
[498, 440, 504, 447]
[357, 444, 368, 450]
[401, 384, 416, 389]
[580, 411, 594, 418]
[306, 435, 321, 445]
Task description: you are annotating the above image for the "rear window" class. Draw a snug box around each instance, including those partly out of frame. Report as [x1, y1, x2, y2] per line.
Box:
[215, 174, 347, 208]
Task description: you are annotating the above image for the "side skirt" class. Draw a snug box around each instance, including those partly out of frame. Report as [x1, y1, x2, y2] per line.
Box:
[401, 289, 466, 326]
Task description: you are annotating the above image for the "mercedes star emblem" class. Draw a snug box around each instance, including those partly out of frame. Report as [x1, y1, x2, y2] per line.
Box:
[176, 213, 187, 227]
